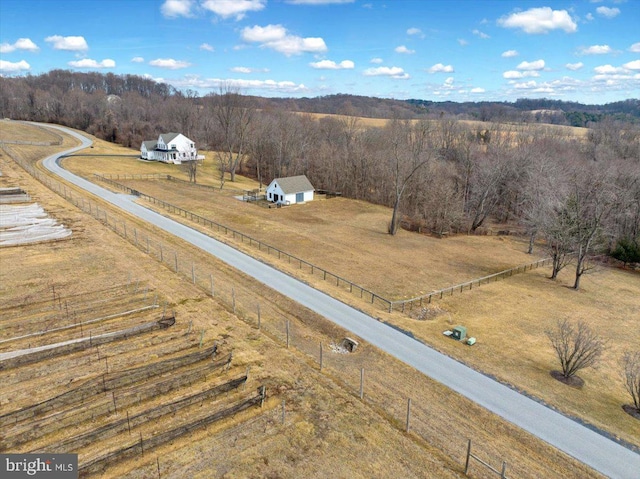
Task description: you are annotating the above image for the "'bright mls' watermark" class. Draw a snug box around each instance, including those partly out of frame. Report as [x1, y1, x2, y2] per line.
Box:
[1, 454, 78, 478]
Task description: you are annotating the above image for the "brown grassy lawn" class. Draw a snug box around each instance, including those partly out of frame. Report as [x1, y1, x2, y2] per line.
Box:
[0, 122, 623, 478]
[60, 133, 640, 451]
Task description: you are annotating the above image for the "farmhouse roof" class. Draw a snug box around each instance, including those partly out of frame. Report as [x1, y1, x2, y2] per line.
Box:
[142, 140, 157, 150]
[159, 132, 181, 143]
[274, 175, 314, 194]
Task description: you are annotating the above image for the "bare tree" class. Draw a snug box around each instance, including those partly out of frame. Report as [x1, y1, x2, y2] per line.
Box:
[621, 351, 640, 413]
[545, 319, 606, 380]
[210, 84, 253, 182]
[385, 119, 432, 235]
[180, 159, 199, 183]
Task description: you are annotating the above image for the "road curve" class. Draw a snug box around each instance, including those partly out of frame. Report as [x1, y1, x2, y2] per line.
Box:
[40, 124, 640, 479]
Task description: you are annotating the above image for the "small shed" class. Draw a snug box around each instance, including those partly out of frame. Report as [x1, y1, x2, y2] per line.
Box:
[266, 175, 314, 206]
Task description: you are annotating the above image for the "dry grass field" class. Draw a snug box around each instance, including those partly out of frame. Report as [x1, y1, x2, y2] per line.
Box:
[0, 120, 629, 478]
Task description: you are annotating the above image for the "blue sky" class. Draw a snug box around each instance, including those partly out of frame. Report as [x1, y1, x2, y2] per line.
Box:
[1, 0, 638, 104]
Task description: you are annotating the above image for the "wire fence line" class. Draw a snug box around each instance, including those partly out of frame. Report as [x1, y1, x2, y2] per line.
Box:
[4, 151, 565, 478]
[92, 174, 553, 314]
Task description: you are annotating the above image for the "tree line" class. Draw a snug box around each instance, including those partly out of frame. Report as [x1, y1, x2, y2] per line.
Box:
[1, 71, 639, 284]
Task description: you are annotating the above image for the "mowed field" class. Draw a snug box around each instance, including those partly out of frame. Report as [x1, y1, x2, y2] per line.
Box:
[61, 125, 639, 450]
[0, 120, 632, 478]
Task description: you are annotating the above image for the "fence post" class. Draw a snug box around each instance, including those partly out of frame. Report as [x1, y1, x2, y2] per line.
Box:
[406, 398, 411, 433]
[286, 320, 290, 348]
[174, 252, 178, 273]
[257, 303, 261, 329]
[501, 461, 507, 478]
[210, 274, 214, 297]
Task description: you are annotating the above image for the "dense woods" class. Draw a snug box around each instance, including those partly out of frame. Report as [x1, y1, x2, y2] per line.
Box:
[2, 71, 639, 279]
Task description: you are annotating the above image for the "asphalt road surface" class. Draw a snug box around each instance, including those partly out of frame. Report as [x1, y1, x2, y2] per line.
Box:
[40, 124, 640, 478]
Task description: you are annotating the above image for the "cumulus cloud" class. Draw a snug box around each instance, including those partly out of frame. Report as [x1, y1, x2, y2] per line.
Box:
[362, 66, 409, 79]
[471, 87, 485, 93]
[68, 58, 116, 69]
[200, 43, 215, 52]
[630, 42, 640, 53]
[149, 58, 192, 69]
[596, 6, 620, 18]
[370, 57, 383, 64]
[428, 63, 454, 73]
[624, 60, 640, 70]
[0, 38, 39, 53]
[161, 0, 194, 18]
[202, 0, 266, 20]
[579, 44, 613, 55]
[241, 24, 327, 56]
[0, 59, 30, 73]
[503, 70, 540, 79]
[131, 56, 144, 63]
[472, 29, 490, 39]
[310, 59, 354, 69]
[407, 27, 424, 37]
[566, 62, 584, 71]
[395, 45, 415, 54]
[517, 59, 545, 70]
[45, 35, 88, 51]
[594, 64, 626, 75]
[498, 7, 577, 34]
[501, 50, 518, 58]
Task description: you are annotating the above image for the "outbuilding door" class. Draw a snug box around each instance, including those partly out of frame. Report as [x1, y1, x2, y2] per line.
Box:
[296, 192, 304, 203]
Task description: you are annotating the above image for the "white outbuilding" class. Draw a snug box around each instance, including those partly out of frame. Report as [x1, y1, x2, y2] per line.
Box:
[140, 132, 204, 164]
[266, 175, 315, 206]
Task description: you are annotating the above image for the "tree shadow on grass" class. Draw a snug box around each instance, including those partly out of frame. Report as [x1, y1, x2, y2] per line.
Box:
[550, 370, 584, 389]
[622, 405, 640, 421]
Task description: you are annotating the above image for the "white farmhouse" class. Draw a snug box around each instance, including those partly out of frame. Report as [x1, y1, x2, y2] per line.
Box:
[266, 175, 314, 205]
[140, 132, 204, 164]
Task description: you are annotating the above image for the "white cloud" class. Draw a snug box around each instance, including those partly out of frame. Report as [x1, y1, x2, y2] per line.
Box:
[566, 62, 584, 71]
[230, 66, 269, 73]
[0, 59, 30, 72]
[161, 0, 194, 18]
[68, 58, 116, 69]
[149, 58, 192, 69]
[200, 43, 215, 52]
[624, 60, 640, 70]
[630, 42, 640, 53]
[362, 66, 409, 79]
[45, 35, 88, 51]
[428, 63, 454, 73]
[498, 7, 577, 34]
[202, 0, 266, 20]
[471, 87, 485, 93]
[596, 6, 620, 18]
[170, 74, 308, 94]
[457, 38, 468, 46]
[594, 64, 626, 75]
[501, 50, 518, 58]
[131, 56, 144, 63]
[0, 38, 39, 53]
[310, 59, 354, 69]
[472, 29, 490, 39]
[579, 44, 613, 55]
[395, 45, 415, 54]
[517, 59, 545, 70]
[370, 57, 383, 64]
[241, 24, 327, 56]
[406, 27, 424, 37]
[503, 70, 540, 79]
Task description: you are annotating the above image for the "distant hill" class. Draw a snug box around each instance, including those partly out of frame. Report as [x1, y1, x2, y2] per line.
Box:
[262, 94, 640, 127]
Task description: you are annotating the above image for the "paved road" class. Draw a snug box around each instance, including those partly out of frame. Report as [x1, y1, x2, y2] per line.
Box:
[40, 125, 640, 479]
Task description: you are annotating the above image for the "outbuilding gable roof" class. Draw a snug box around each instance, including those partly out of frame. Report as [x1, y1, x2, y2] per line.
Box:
[273, 175, 314, 194]
[142, 140, 157, 150]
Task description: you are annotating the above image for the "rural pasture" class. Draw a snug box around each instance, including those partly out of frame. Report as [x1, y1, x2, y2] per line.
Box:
[0, 120, 634, 477]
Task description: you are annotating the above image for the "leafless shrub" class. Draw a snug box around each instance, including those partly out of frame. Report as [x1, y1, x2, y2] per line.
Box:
[545, 319, 606, 380]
